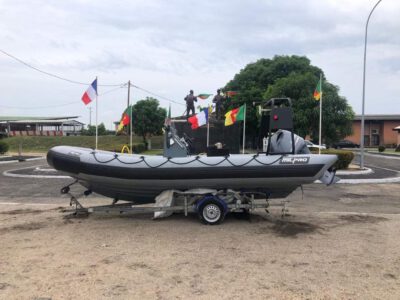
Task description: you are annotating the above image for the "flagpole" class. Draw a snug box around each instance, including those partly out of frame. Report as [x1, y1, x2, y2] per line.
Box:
[95, 76, 98, 150]
[242, 104, 246, 154]
[128, 80, 132, 154]
[318, 73, 322, 155]
[207, 116, 210, 147]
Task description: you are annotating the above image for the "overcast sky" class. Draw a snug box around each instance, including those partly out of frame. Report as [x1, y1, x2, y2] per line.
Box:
[1, 0, 399, 128]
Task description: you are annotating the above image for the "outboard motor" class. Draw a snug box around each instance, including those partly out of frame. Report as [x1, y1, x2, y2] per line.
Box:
[259, 97, 297, 155]
[269, 129, 310, 154]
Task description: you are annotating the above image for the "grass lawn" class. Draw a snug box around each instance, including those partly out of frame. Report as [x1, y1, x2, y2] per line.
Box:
[4, 135, 163, 153]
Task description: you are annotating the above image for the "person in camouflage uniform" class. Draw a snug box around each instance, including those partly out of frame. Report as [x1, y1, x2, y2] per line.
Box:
[184, 90, 197, 118]
[212, 89, 225, 119]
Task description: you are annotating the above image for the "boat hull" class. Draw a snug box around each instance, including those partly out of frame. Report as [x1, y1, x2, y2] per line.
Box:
[47, 146, 337, 204]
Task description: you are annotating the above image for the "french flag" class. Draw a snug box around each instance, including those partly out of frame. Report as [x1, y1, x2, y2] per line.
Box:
[81, 79, 97, 105]
[188, 109, 208, 130]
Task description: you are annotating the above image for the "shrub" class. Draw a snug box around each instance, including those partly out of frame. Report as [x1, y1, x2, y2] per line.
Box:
[396, 145, 400, 152]
[0, 140, 9, 154]
[378, 145, 385, 152]
[311, 149, 354, 170]
[132, 143, 146, 154]
[308, 146, 320, 152]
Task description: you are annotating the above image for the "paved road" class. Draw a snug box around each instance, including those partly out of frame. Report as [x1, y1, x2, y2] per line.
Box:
[0, 158, 79, 203]
[342, 152, 400, 179]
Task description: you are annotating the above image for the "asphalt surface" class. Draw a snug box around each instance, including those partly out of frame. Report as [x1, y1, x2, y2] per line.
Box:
[346, 152, 400, 179]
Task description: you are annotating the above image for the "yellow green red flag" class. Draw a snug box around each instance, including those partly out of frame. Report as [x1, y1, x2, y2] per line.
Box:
[313, 78, 322, 101]
[117, 105, 132, 132]
[224, 104, 245, 126]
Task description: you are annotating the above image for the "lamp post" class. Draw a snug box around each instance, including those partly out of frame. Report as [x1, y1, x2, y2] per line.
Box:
[360, 0, 383, 169]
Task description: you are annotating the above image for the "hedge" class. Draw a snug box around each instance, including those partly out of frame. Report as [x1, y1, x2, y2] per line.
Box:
[0, 140, 9, 154]
[105, 143, 146, 154]
[311, 149, 354, 170]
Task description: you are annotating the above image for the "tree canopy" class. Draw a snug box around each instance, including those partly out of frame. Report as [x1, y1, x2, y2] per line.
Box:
[223, 55, 354, 144]
[81, 123, 107, 136]
[132, 97, 166, 142]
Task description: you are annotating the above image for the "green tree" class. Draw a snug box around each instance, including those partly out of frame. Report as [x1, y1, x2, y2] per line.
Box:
[264, 73, 354, 145]
[131, 97, 166, 145]
[224, 55, 354, 144]
[81, 123, 107, 136]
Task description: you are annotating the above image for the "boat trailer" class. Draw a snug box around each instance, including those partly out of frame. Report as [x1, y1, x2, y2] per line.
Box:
[61, 181, 290, 225]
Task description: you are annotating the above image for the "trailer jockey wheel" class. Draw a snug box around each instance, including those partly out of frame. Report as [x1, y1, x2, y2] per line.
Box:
[61, 186, 70, 194]
[197, 196, 227, 225]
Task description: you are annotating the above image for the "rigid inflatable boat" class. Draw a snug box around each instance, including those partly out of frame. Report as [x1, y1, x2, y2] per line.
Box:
[47, 134, 337, 204]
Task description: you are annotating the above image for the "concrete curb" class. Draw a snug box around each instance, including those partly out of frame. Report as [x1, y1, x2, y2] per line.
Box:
[314, 177, 400, 184]
[0, 156, 45, 165]
[366, 152, 400, 159]
[3, 165, 70, 179]
[337, 176, 400, 184]
[336, 167, 373, 175]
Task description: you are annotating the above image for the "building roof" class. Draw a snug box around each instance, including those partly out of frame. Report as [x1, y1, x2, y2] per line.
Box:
[0, 116, 79, 122]
[354, 114, 400, 121]
[0, 119, 84, 125]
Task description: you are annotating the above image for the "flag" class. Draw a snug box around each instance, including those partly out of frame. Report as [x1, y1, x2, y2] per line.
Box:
[117, 106, 132, 132]
[164, 104, 171, 127]
[188, 109, 208, 129]
[226, 91, 238, 97]
[313, 78, 322, 101]
[197, 94, 212, 100]
[81, 79, 97, 105]
[225, 104, 245, 126]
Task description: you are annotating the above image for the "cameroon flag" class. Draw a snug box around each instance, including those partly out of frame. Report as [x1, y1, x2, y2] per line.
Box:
[226, 91, 238, 97]
[117, 106, 132, 132]
[313, 78, 322, 101]
[197, 94, 212, 100]
[225, 104, 245, 126]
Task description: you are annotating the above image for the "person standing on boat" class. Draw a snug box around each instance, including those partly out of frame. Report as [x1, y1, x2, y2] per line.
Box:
[185, 90, 197, 118]
[212, 89, 224, 119]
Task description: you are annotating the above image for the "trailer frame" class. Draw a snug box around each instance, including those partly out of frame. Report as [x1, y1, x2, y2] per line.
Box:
[63, 184, 289, 224]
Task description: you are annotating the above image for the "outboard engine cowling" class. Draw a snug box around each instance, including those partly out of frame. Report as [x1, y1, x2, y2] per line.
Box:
[269, 130, 310, 155]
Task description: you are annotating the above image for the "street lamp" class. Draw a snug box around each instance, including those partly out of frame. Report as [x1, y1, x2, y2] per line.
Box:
[360, 0, 383, 169]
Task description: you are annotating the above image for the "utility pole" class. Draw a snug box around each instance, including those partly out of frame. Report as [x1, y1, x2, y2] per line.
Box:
[127, 80, 132, 153]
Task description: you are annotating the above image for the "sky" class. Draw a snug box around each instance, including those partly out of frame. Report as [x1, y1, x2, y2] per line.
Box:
[1, 0, 399, 129]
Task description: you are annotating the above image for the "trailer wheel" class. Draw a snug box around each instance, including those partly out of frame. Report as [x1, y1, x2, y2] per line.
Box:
[197, 197, 226, 225]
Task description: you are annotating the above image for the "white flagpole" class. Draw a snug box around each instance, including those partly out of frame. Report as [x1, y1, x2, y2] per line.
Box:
[242, 104, 246, 154]
[318, 73, 322, 155]
[95, 76, 98, 150]
[207, 116, 210, 147]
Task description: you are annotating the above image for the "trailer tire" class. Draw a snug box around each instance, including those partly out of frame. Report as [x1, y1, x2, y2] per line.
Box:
[197, 198, 226, 225]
